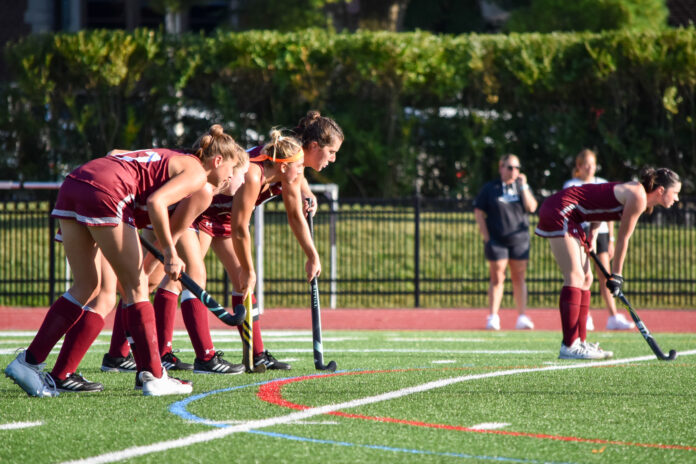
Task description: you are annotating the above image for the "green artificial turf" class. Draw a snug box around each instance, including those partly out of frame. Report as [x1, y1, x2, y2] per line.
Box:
[1, 329, 695, 463]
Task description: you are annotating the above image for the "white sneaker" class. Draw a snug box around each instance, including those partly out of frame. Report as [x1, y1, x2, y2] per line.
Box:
[581, 341, 613, 359]
[486, 314, 501, 330]
[4, 350, 59, 397]
[586, 314, 595, 331]
[515, 314, 534, 330]
[558, 339, 605, 360]
[606, 314, 635, 330]
[140, 369, 193, 396]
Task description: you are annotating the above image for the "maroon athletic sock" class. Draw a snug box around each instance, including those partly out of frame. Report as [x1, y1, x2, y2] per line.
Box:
[26, 295, 84, 365]
[253, 319, 264, 356]
[154, 288, 178, 356]
[124, 301, 162, 377]
[51, 310, 105, 380]
[559, 286, 582, 347]
[579, 289, 591, 342]
[181, 297, 214, 361]
[108, 300, 130, 358]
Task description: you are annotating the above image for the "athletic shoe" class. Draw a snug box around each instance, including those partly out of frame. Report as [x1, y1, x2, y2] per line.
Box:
[4, 350, 59, 397]
[161, 351, 193, 371]
[606, 314, 635, 330]
[485, 314, 501, 330]
[101, 352, 137, 372]
[586, 314, 595, 331]
[558, 338, 605, 360]
[515, 314, 534, 330]
[135, 372, 193, 391]
[581, 341, 614, 359]
[55, 373, 104, 393]
[139, 370, 193, 396]
[193, 351, 244, 375]
[254, 350, 291, 370]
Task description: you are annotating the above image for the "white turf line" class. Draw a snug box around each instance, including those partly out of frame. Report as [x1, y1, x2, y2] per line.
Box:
[60, 349, 696, 464]
[0, 421, 43, 430]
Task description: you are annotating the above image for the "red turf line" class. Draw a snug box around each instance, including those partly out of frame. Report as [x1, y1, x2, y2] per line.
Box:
[256, 370, 696, 452]
[1, 307, 695, 332]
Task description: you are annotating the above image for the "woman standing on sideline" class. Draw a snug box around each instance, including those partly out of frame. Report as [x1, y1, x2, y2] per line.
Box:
[536, 167, 681, 359]
[4, 124, 244, 396]
[474, 154, 538, 331]
[563, 149, 635, 331]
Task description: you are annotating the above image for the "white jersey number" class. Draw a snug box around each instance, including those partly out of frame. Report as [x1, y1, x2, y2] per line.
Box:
[111, 150, 162, 164]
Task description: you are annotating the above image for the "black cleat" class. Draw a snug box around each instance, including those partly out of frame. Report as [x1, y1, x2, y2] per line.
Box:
[55, 373, 104, 393]
[161, 351, 193, 371]
[193, 351, 244, 375]
[101, 352, 137, 373]
[254, 350, 291, 370]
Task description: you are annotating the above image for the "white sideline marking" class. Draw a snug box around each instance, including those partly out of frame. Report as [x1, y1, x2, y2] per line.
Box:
[59, 349, 696, 464]
[431, 360, 456, 364]
[388, 338, 486, 343]
[161, 348, 550, 355]
[0, 421, 43, 430]
[470, 422, 510, 430]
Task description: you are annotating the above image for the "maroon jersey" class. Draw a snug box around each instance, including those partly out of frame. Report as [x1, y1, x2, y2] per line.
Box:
[195, 145, 282, 237]
[52, 149, 194, 227]
[536, 182, 623, 242]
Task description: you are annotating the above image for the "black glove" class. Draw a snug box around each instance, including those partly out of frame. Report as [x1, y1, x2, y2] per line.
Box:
[606, 274, 624, 297]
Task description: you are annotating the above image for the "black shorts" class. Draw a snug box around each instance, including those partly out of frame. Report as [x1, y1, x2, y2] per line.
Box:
[595, 232, 610, 254]
[484, 238, 530, 261]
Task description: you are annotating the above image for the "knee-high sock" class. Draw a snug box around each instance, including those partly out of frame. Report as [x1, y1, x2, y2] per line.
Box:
[154, 288, 179, 356]
[559, 286, 582, 347]
[181, 294, 214, 362]
[51, 310, 105, 380]
[579, 289, 591, 342]
[252, 319, 264, 356]
[108, 300, 130, 358]
[124, 301, 162, 377]
[26, 295, 84, 365]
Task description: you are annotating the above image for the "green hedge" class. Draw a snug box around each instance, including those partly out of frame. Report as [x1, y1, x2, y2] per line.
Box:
[2, 28, 695, 196]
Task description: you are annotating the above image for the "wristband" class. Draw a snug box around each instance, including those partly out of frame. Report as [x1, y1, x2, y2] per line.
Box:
[520, 184, 529, 191]
[609, 237, 615, 242]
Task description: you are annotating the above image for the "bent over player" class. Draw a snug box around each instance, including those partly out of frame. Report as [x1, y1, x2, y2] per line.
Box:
[535, 167, 681, 359]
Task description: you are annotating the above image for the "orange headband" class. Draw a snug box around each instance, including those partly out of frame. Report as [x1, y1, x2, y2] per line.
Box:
[251, 147, 303, 164]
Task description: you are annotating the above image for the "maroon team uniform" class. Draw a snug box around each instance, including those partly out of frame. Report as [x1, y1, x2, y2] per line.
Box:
[535, 182, 623, 246]
[52, 149, 193, 228]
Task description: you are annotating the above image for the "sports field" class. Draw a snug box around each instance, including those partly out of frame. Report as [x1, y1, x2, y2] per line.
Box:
[1, 327, 695, 464]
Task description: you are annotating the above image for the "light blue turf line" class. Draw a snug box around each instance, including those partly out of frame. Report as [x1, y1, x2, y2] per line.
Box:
[247, 430, 577, 464]
[169, 370, 580, 464]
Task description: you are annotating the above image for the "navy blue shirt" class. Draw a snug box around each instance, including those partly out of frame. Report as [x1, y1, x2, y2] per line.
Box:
[473, 179, 530, 244]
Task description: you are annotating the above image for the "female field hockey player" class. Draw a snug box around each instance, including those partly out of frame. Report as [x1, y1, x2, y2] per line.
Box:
[536, 167, 681, 359]
[103, 151, 249, 376]
[563, 149, 635, 331]
[4, 124, 246, 396]
[227, 112, 344, 370]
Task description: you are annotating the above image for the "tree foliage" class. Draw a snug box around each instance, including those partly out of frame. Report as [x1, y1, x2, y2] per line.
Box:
[2, 28, 695, 197]
[505, 0, 669, 33]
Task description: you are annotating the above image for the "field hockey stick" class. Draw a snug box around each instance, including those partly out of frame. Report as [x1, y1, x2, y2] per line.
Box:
[307, 202, 337, 372]
[139, 235, 246, 326]
[587, 248, 677, 361]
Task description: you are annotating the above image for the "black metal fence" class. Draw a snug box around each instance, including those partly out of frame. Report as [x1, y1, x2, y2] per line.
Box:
[1, 188, 695, 309]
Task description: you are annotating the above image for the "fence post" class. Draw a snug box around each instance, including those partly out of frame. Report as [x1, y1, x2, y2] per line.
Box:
[254, 204, 264, 313]
[48, 199, 56, 304]
[414, 192, 421, 308]
[328, 186, 338, 309]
